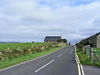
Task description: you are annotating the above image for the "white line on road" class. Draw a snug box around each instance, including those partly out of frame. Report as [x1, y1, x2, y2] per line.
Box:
[76, 53, 82, 75]
[57, 53, 63, 58]
[75, 45, 85, 75]
[34, 59, 54, 72]
[0, 47, 62, 72]
[81, 65, 85, 75]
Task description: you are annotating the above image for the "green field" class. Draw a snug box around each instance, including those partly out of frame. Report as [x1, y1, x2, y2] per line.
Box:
[92, 48, 100, 56]
[0, 47, 63, 69]
[0, 42, 66, 69]
[0, 42, 61, 60]
[0, 43, 45, 51]
[94, 48, 100, 52]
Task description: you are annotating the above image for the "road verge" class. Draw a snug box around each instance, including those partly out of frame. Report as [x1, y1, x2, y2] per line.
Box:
[0, 46, 66, 71]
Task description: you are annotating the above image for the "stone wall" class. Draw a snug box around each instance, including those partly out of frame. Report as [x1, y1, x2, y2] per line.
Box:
[97, 35, 100, 48]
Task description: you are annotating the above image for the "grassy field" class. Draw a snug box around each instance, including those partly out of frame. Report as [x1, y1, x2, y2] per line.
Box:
[0, 42, 55, 60]
[93, 48, 100, 52]
[0, 43, 45, 51]
[0, 42, 66, 69]
[0, 47, 64, 69]
[95, 48, 100, 51]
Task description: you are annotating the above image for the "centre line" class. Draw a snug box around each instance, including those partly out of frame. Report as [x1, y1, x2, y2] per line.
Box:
[34, 59, 54, 72]
[57, 53, 63, 58]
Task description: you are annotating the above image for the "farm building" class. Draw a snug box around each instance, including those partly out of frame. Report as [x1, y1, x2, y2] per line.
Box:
[80, 32, 100, 48]
[44, 36, 61, 42]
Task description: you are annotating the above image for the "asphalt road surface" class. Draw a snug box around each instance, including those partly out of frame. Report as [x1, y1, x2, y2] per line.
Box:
[83, 65, 100, 75]
[0, 45, 78, 75]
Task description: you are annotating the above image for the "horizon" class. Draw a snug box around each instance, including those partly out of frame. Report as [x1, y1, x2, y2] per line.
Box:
[0, 32, 99, 44]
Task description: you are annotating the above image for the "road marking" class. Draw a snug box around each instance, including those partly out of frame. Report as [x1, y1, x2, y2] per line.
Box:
[0, 47, 64, 72]
[81, 65, 85, 75]
[76, 53, 82, 75]
[75, 45, 85, 75]
[57, 53, 63, 58]
[34, 59, 54, 72]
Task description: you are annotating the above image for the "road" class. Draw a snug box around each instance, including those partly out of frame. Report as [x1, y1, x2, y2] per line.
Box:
[83, 65, 100, 75]
[0, 45, 78, 75]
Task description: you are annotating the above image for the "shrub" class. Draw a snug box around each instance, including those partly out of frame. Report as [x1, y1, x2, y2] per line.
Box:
[0, 43, 64, 61]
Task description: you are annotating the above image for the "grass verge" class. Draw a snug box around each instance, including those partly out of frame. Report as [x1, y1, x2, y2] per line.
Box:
[0, 46, 65, 69]
[77, 50, 94, 65]
[77, 48, 100, 67]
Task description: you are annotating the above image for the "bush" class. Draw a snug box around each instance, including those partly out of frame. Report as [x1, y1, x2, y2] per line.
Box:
[0, 43, 65, 61]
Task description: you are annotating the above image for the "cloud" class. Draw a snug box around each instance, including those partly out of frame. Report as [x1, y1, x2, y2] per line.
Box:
[0, 0, 100, 43]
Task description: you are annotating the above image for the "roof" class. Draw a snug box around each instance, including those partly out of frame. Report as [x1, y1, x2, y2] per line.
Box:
[80, 32, 100, 42]
[45, 36, 61, 41]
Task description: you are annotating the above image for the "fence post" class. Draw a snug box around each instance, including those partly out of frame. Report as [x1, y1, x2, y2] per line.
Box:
[93, 51, 95, 64]
[90, 48, 91, 59]
[85, 47, 86, 54]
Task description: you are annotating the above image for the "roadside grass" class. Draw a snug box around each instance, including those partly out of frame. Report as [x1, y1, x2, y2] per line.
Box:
[77, 50, 94, 65]
[0, 46, 65, 69]
[77, 48, 100, 67]
[0, 43, 45, 51]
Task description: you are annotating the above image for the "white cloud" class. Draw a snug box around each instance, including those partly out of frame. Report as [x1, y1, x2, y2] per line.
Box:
[0, 0, 100, 43]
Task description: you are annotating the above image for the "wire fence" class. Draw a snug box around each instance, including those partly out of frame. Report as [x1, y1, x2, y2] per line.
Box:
[93, 51, 100, 65]
[85, 47, 100, 65]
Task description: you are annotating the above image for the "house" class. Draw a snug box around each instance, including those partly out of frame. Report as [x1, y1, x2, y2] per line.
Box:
[79, 32, 100, 48]
[44, 36, 61, 42]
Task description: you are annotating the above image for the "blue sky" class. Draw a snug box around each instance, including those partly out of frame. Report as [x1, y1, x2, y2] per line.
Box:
[38, 0, 98, 6]
[0, 0, 100, 43]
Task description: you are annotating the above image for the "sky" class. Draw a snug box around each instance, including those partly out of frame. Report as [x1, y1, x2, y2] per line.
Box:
[0, 0, 100, 43]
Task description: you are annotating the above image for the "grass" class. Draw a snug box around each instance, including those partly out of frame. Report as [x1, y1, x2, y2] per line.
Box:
[77, 50, 94, 65]
[77, 48, 100, 67]
[0, 43, 45, 51]
[95, 48, 100, 51]
[93, 48, 100, 52]
[0, 46, 65, 69]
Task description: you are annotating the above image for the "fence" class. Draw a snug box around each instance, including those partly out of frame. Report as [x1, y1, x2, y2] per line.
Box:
[84, 46, 100, 65]
[92, 48, 100, 65]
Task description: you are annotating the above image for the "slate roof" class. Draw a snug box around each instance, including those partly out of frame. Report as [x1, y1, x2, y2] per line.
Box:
[44, 36, 61, 42]
[80, 32, 100, 42]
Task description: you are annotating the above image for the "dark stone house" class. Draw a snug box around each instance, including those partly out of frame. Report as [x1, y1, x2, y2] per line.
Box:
[80, 32, 100, 48]
[44, 36, 61, 42]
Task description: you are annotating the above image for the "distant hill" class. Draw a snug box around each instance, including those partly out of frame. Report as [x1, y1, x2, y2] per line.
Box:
[0, 41, 20, 43]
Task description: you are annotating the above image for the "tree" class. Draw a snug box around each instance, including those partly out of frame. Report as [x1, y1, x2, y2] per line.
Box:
[57, 39, 67, 43]
[32, 41, 34, 43]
